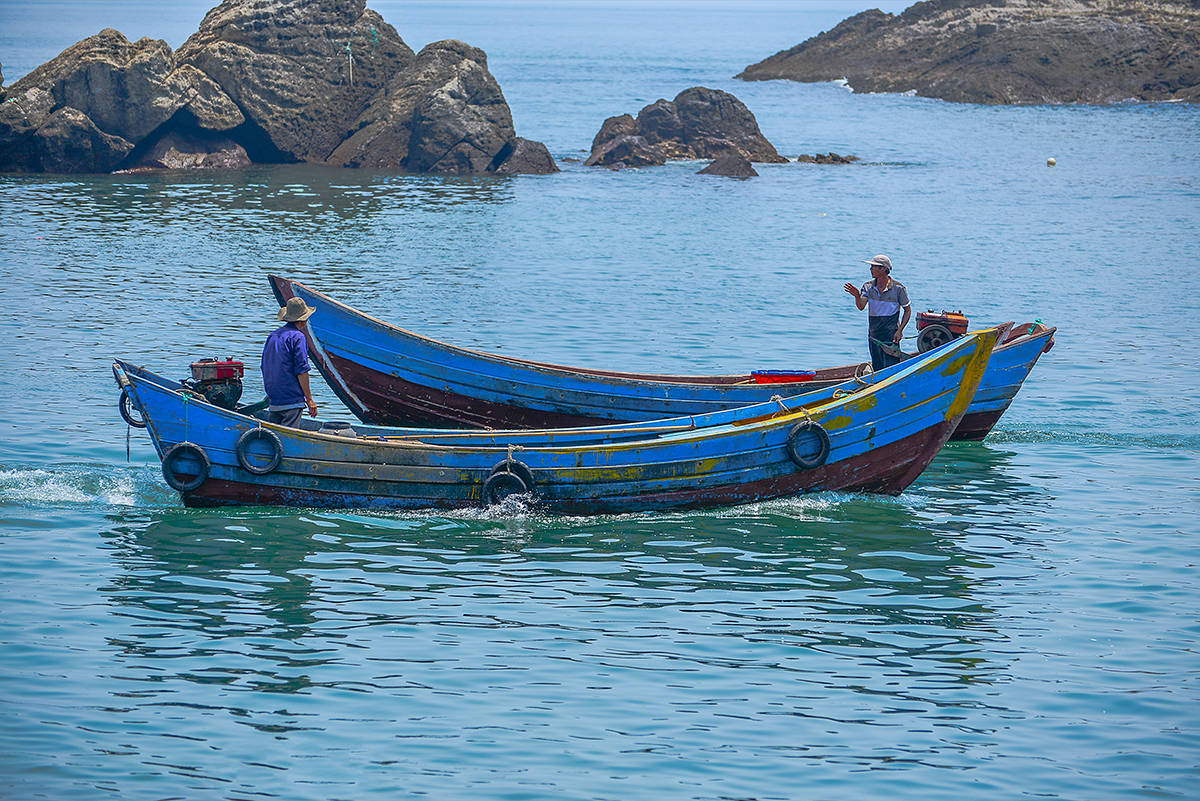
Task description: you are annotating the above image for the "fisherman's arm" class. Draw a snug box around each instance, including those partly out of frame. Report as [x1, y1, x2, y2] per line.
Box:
[292, 336, 319, 417]
[298, 372, 318, 417]
[895, 305, 912, 343]
[843, 282, 867, 310]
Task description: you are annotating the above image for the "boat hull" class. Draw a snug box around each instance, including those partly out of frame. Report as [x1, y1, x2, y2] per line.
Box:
[178, 420, 956, 512]
[271, 276, 1040, 441]
[115, 328, 997, 514]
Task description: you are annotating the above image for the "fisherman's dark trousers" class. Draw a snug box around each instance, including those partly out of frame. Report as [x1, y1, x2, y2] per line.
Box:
[267, 407, 304, 428]
[867, 314, 900, 372]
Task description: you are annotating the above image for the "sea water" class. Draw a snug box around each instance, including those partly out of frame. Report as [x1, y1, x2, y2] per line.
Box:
[1, 2, 1199, 799]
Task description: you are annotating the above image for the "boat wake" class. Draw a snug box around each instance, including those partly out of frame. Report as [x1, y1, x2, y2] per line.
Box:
[0, 463, 163, 508]
[986, 427, 1200, 450]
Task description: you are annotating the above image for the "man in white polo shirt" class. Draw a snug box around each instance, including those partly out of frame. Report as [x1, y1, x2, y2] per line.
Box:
[843, 254, 912, 371]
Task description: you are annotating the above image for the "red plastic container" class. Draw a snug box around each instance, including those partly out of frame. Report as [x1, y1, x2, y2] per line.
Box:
[190, 358, 245, 382]
[751, 370, 816, 384]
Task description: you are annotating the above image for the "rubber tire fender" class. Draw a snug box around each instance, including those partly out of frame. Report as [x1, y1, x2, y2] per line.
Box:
[236, 427, 283, 475]
[490, 459, 534, 490]
[786, 421, 831, 470]
[119, 387, 146, 428]
[162, 442, 211, 492]
[481, 459, 534, 506]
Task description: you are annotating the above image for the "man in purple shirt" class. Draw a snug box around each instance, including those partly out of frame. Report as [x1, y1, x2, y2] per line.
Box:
[261, 296, 319, 427]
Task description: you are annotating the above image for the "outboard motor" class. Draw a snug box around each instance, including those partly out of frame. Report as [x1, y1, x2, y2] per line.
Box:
[916, 311, 969, 353]
[185, 358, 245, 410]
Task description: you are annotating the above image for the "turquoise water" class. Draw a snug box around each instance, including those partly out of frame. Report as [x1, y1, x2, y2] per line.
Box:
[2, 2, 1200, 799]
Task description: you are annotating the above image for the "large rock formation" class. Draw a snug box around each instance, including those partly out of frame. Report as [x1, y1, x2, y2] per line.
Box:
[0, 0, 556, 174]
[737, 0, 1200, 105]
[586, 87, 786, 167]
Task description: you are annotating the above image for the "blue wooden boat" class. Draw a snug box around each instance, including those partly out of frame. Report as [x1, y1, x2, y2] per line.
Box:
[112, 328, 998, 513]
[268, 276, 1053, 440]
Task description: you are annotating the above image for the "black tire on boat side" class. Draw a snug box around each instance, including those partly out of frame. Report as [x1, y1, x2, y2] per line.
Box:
[119, 387, 146, 428]
[482, 471, 530, 506]
[489, 458, 535, 491]
[236, 428, 283, 475]
[162, 442, 211, 492]
[786, 421, 830, 470]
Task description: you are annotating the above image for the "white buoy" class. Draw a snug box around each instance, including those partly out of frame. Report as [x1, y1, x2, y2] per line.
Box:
[1047, 157, 1056, 167]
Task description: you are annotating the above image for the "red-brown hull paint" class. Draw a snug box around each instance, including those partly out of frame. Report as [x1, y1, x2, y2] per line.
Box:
[330, 352, 619, 429]
[181, 420, 957, 513]
[270, 276, 1009, 440]
[948, 409, 1005, 442]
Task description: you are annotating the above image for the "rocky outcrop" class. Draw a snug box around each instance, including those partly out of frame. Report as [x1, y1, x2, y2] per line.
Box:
[34, 107, 135, 173]
[796, 152, 859, 164]
[405, 41, 521, 173]
[590, 113, 636, 153]
[698, 152, 757, 177]
[584, 135, 665, 169]
[587, 87, 786, 167]
[0, 29, 192, 171]
[0, 0, 555, 174]
[487, 137, 558, 175]
[175, 0, 416, 164]
[124, 130, 250, 170]
[737, 0, 1200, 105]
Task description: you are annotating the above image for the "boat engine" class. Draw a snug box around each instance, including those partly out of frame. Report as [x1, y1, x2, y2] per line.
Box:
[184, 358, 244, 410]
[916, 311, 969, 353]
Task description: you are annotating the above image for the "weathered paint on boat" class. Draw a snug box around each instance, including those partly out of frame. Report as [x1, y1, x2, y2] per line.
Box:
[953, 323, 1056, 440]
[269, 276, 1053, 441]
[113, 328, 998, 514]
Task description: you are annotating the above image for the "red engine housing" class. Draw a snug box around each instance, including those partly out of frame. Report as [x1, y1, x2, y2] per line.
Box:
[916, 311, 969, 336]
[190, 358, 244, 382]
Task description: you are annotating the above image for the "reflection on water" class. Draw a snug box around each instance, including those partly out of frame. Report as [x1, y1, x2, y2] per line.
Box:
[914, 443, 1056, 530]
[98, 491, 1009, 711]
[2, 166, 518, 243]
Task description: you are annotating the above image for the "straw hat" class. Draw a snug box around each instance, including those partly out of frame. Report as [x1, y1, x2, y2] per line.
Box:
[278, 297, 316, 322]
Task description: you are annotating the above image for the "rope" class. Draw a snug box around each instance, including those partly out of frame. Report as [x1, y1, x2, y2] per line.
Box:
[772, 395, 811, 424]
[772, 394, 811, 422]
[126, 424, 131, 462]
[853, 363, 872, 386]
[182, 392, 190, 444]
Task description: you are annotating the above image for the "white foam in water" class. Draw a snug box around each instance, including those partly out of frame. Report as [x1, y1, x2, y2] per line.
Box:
[0, 467, 92, 504]
[0, 465, 145, 507]
[102, 474, 139, 506]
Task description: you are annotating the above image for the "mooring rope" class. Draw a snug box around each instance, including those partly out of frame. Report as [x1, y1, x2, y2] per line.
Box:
[182, 391, 190, 444]
[772, 394, 811, 422]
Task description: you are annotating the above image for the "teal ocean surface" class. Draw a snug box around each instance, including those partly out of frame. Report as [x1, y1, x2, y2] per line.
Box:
[2, 2, 1199, 799]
